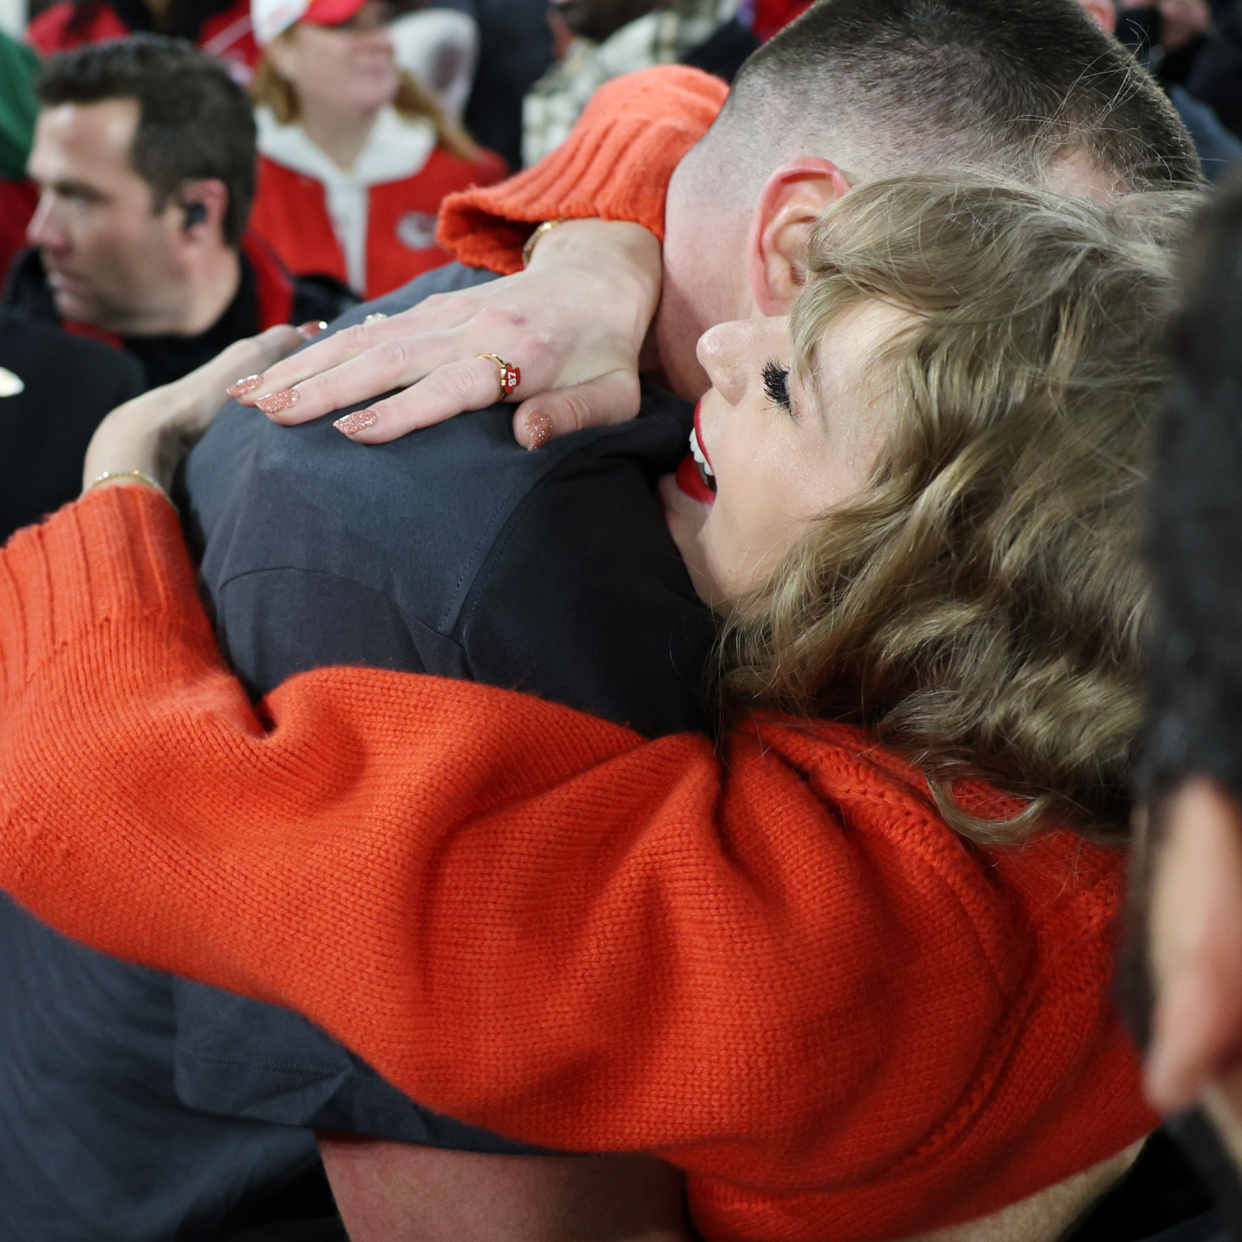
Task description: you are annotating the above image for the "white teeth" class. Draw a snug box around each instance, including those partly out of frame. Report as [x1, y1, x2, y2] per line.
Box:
[689, 427, 714, 476]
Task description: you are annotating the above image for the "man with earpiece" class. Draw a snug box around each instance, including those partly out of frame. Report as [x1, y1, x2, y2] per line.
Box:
[1, 34, 354, 391]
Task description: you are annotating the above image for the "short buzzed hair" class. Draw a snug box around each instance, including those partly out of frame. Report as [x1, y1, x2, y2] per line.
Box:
[36, 34, 257, 246]
[702, 0, 1200, 198]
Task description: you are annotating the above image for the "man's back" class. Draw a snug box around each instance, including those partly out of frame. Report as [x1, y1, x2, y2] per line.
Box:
[185, 265, 710, 732]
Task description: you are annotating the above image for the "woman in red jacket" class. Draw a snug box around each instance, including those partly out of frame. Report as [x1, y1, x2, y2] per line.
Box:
[247, 0, 505, 298]
[27, 0, 259, 82]
[0, 172, 1192, 1242]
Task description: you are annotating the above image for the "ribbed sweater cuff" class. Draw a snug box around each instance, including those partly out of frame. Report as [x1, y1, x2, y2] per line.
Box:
[0, 487, 213, 699]
[439, 66, 729, 275]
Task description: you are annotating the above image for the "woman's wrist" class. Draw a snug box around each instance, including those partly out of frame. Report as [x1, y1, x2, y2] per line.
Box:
[525, 219, 663, 346]
[85, 470, 171, 503]
[82, 408, 175, 497]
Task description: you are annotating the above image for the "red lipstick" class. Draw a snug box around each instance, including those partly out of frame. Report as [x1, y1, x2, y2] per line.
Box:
[675, 454, 716, 504]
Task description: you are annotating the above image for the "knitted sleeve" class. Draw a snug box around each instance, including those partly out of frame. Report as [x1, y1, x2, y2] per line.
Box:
[0, 489, 1154, 1242]
[438, 66, 728, 274]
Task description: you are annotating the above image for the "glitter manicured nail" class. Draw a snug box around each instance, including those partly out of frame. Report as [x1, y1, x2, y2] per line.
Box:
[226, 374, 264, 397]
[256, 389, 299, 415]
[334, 409, 378, 436]
[297, 320, 328, 339]
[524, 410, 553, 449]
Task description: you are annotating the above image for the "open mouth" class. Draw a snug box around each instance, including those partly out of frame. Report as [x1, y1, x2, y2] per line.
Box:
[674, 401, 716, 504]
[688, 425, 715, 493]
[673, 400, 716, 504]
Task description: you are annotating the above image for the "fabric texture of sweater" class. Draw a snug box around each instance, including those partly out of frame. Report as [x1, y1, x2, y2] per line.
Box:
[0, 485, 1157, 1242]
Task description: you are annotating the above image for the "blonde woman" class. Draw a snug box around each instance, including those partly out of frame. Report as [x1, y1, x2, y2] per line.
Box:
[0, 178, 1193, 1242]
[247, 0, 505, 298]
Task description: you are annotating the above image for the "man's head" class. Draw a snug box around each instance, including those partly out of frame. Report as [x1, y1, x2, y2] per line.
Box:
[657, 0, 1201, 398]
[27, 35, 256, 335]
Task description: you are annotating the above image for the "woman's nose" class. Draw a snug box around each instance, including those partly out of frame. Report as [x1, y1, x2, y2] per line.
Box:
[695, 320, 750, 407]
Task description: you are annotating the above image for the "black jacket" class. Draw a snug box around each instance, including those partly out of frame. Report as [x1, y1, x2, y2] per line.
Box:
[0, 309, 145, 542]
[1, 245, 355, 390]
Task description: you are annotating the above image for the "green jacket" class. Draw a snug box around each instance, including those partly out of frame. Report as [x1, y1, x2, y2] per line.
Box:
[0, 32, 39, 181]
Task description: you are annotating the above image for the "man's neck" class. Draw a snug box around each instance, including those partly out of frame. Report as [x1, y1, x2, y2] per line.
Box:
[652, 239, 751, 401]
[161, 245, 242, 338]
[654, 171, 755, 399]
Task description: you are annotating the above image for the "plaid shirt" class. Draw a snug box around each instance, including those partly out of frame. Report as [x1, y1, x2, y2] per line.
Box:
[521, 0, 738, 167]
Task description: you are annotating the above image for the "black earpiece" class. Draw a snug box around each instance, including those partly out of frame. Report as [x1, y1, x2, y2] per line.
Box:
[182, 201, 208, 228]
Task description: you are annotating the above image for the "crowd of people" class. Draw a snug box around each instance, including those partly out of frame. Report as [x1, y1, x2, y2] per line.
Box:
[5, 1, 1242, 1241]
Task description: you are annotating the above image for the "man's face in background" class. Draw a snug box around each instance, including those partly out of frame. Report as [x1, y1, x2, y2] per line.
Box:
[26, 98, 185, 334]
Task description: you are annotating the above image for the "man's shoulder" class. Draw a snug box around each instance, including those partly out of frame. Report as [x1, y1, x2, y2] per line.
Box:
[0, 308, 143, 411]
[0, 248, 59, 325]
[184, 263, 693, 636]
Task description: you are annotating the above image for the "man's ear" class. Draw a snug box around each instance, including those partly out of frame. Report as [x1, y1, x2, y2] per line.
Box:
[1146, 777, 1242, 1116]
[1079, 0, 1116, 36]
[746, 158, 852, 316]
[175, 179, 229, 242]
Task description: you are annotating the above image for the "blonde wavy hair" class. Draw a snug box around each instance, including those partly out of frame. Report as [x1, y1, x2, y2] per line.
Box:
[721, 176, 1199, 845]
[252, 40, 479, 161]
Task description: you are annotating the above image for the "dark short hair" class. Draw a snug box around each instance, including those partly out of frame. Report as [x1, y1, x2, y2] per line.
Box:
[1140, 167, 1242, 803]
[718, 0, 1201, 194]
[36, 34, 256, 246]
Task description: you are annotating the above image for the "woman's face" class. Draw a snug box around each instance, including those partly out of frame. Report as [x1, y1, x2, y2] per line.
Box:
[277, 3, 399, 114]
[658, 302, 911, 609]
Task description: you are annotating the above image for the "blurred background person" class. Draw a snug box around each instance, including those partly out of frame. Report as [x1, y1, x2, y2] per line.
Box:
[1133, 168, 1242, 1242]
[1081, 0, 1242, 178]
[1117, 0, 1216, 93]
[26, 0, 259, 83]
[2, 36, 353, 390]
[0, 28, 39, 283]
[1181, 0, 1242, 143]
[459, 0, 552, 169]
[390, 0, 479, 122]
[0, 309, 143, 542]
[0, 29, 152, 546]
[521, 0, 737, 166]
[248, 0, 505, 299]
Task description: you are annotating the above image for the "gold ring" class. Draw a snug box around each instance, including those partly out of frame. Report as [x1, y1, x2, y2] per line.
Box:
[476, 353, 521, 399]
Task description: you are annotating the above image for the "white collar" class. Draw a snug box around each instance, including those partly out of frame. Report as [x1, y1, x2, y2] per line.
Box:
[256, 104, 436, 187]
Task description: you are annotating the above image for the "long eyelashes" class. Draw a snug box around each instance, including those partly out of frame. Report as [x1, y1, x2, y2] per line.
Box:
[763, 359, 791, 411]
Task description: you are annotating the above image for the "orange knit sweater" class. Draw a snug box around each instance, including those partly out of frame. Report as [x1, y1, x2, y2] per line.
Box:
[0, 488, 1156, 1241]
[437, 66, 729, 272]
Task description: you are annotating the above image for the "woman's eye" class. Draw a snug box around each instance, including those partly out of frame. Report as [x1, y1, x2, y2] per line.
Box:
[763, 360, 791, 411]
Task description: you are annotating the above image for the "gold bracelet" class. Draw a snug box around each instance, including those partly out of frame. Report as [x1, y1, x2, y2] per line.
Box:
[86, 469, 172, 505]
[521, 218, 569, 267]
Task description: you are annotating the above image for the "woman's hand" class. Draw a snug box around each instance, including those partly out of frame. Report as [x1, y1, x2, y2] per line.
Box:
[231, 220, 663, 450]
[83, 325, 306, 494]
